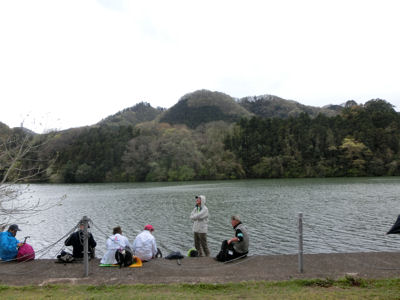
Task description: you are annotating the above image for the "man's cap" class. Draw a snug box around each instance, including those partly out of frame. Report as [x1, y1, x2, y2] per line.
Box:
[9, 224, 21, 231]
[144, 224, 154, 231]
[79, 221, 90, 228]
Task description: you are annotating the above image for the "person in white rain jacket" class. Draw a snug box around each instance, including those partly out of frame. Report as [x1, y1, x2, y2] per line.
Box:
[100, 226, 131, 264]
[132, 224, 157, 261]
[190, 195, 210, 256]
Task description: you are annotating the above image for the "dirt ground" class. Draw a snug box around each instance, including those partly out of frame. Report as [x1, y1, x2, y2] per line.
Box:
[1, 252, 400, 286]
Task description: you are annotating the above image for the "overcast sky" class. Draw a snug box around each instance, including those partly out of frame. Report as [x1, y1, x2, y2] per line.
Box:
[1, 0, 399, 133]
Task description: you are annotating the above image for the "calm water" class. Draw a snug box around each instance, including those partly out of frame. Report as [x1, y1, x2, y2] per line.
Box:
[13, 177, 400, 258]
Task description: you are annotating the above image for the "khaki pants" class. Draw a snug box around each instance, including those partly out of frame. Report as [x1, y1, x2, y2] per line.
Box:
[194, 232, 210, 257]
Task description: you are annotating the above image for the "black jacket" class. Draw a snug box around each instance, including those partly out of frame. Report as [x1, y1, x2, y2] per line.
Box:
[65, 230, 97, 258]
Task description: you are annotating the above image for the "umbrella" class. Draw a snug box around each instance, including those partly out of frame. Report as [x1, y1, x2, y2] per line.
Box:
[387, 215, 400, 234]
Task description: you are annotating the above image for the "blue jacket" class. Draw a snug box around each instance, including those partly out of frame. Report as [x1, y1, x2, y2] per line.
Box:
[0, 231, 20, 261]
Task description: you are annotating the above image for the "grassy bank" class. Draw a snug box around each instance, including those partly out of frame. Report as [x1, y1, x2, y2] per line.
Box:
[1, 276, 399, 299]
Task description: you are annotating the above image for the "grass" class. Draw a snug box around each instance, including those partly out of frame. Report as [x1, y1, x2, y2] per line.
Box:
[0, 277, 400, 299]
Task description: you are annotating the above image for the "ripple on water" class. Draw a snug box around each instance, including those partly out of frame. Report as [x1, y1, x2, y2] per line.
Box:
[14, 178, 400, 258]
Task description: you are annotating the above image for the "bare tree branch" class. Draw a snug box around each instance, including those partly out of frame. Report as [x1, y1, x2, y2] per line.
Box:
[0, 130, 62, 230]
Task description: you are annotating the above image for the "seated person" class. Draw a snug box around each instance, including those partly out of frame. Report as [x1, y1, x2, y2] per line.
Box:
[100, 226, 131, 265]
[64, 221, 96, 259]
[132, 224, 157, 261]
[215, 215, 249, 262]
[0, 224, 23, 261]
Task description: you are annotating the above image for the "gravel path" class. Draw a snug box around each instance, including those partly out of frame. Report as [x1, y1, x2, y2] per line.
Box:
[1, 252, 400, 286]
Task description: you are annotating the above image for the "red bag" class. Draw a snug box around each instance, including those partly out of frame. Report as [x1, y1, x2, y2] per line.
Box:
[17, 243, 35, 262]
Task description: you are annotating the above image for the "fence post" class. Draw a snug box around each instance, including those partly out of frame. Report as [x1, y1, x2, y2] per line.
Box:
[82, 216, 90, 277]
[298, 212, 303, 273]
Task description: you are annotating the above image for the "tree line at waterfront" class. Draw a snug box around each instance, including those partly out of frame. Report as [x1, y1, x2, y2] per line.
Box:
[1, 98, 400, 183]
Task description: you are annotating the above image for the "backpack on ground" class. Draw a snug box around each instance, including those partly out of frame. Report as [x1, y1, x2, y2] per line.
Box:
[115, 246, 134, 267]
[57, 250, 74, 263]
[165, 251, 184, 260]
[187, 248, 199, 257]
[17, 243, 35, 262]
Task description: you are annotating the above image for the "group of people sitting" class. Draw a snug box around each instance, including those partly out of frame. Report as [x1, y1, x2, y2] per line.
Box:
[0, 195, 249, 264]
[63, 222, 158, 264]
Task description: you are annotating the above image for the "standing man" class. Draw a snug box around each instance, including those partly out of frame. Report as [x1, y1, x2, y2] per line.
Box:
[65, 221, 97, 259]
[190, 195, 210, 257]
[132, 224, 157, 261]
[0, 224, 23, 261]
[216, 215, 249, 262]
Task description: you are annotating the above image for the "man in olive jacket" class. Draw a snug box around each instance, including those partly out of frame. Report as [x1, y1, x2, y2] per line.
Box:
[216, 215, 249, 262]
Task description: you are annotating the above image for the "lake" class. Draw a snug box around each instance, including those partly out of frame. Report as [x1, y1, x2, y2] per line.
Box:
[12, 177, 400, 258]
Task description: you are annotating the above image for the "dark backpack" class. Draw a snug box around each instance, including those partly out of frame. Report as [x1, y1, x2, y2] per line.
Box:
[165, 251, 184, 260]
[57, 250, 75, 263]
[115, 247, 134, 268]
[187, 248, 199, 257]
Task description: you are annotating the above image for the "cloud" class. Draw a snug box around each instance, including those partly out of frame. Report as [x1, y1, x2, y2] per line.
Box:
[0, 0, 399, 132]
[97, 0, 127, 11]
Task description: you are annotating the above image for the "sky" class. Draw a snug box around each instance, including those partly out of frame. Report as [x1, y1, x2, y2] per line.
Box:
[1, 0, 399, 133]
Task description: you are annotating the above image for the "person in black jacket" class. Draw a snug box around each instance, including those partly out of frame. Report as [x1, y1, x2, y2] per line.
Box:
[64, 222, 97, 259]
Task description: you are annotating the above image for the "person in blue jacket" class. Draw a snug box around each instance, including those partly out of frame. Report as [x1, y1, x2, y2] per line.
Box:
[0, 224, 23, 261]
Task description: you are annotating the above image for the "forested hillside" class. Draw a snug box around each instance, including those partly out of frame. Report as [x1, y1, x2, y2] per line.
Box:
[159, 90, 252, 128]
[99, 102, 164, 126]
[45, 125, 135, 182]
[225, 99, 400, 178]
[1, 91, 399, 183]
[238, 95, 341, 118]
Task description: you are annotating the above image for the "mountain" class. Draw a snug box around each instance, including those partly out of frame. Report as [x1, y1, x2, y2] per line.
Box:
[0, 91, 384, 136]
[99, 102, 164, 127]
[3, 92, 399, 184]
[238, 95, 342, 118]
[0, 91, 347, 133]
[159, 90, 252, 128]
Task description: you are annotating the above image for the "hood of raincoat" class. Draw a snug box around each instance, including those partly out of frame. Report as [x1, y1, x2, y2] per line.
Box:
[197, 195, 206, 207]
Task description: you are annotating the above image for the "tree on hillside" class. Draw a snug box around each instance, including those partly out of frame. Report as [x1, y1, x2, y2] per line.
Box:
[48, 124, 135, 183]
[339, 137, 372, 176]
[122, 121, 244, 181]
[122, 123, 202, 181]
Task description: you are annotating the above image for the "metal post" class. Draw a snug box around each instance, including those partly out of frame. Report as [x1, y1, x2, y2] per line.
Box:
[298, 212, 303, 273]
[82, 216, 89, 277]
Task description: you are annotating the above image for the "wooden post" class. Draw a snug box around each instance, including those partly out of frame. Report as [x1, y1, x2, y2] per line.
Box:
[82, 216, 90, 277]
[298, 212, 303, 273]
